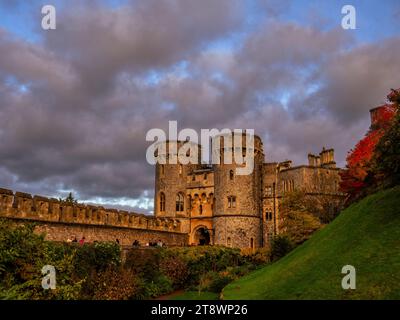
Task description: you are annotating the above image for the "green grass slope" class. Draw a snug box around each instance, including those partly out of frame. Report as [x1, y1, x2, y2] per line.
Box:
[223, 187, 400, 300]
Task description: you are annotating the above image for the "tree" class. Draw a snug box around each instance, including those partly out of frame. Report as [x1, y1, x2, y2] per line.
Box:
[59, 192, 78, 205]
[372, 88, 400, 186]
[339, 89, 398, 200]
[279, 190, 323, 245]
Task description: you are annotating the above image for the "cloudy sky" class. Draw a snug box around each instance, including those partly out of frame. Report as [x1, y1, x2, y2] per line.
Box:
[0, 0, 399, 213]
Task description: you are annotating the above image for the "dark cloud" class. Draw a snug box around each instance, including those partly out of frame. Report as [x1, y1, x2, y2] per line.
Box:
[311, 38, 400, 124]
[0, 0, 399, 213]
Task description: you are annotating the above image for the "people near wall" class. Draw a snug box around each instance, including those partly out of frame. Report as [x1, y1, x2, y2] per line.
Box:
[79, 236, 85, 245]
[72, 236, 78, 243]
[157, 239, 163, 247]
[132, 240, 140, 247]
[67, 236, 73, 243]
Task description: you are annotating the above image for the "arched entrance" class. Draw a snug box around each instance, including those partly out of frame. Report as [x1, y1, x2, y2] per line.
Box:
[193, 227, 210, 245]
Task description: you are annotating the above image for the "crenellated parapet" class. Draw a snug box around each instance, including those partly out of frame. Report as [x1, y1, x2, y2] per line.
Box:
[0, 188, 182, 233]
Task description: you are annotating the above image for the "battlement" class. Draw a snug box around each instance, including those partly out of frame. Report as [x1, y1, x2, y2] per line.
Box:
[0, 188, 182, 233]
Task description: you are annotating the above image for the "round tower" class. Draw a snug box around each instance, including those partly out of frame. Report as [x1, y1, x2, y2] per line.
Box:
[212, 132, 264, 249]
[154, 140, 200, 220]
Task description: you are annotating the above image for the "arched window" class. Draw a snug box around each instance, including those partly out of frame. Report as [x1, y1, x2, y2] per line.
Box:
[199, 204, 203, 215]
[229, 170, 234, 180]
[176, 193, 184, 212]
[160, 193, 166, 212]
[250, 237, 254, 249]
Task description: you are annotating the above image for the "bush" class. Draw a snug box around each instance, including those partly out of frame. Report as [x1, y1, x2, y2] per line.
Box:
[198, 271, 234, 293]
[159, 256, 188, 288]
[0, 220, 47, 286]
[124, 248, 161, 281]
[73, 242, 121, 277]
[0, 219, 83, 300]
[270, 235, 294, 261]
[240, 248, 271, 266]
[0, 220, 271, 300]
[159, 246, 243, 286]
[145, 274, 173, 298]
[87, 267, 145, 300]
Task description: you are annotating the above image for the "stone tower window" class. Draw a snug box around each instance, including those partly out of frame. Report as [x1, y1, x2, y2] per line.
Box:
[227, 237, 231, 247]
[160, 192, 166, 212]
[228, 196, 236, 208]
[265, 186, 272, 196]
[250, 237, 254, 249]
[204, 173, 207, 180]
[266, 210, 272, 220]
[199, 204, 203, 215]
[176, 193, 184, 212]
[229, 170, 234, 180]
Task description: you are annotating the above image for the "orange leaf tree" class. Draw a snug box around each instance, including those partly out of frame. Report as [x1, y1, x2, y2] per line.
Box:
[339, 89, 397, 199]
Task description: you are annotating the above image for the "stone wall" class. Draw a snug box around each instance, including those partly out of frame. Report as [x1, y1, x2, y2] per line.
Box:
[0, 188, 188, 246]
[213, 216, 262, 248]
[34, 222, 187, 246]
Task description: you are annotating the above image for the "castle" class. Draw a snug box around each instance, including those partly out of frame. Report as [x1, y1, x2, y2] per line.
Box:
[0, 135, 347, 250]
[154, 133, 344, 248]
[1, 107, 387, 249]
[0, 135, 342, 249]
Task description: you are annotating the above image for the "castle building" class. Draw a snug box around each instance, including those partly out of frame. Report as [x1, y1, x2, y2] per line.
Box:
[154, 133, 343, 249]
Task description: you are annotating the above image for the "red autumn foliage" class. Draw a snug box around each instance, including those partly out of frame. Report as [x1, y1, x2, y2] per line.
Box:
[339, 94, 397, 198]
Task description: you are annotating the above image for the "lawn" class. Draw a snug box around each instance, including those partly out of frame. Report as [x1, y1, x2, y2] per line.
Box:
[223, 186, 400, 300]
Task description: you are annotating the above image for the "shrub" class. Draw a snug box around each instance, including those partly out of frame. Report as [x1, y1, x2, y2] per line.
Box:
[73, 242, 121, 277]
[124, 248, 161, 280]
[159, 246, 243, 286]
[87, 267, 145, 300]
[0, 219, 84, 300]
[159, 256, 188, 288]
[0, 220, 47, 286]
[240, 248, 271, 266]
[270, 235, 294, 261]
[145, 274, 173, 298]
[198, 271, 234, 293]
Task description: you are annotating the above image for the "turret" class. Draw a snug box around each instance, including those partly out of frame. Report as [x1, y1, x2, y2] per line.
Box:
[212, 131, 264, 249]
[154, 140, 200, 218]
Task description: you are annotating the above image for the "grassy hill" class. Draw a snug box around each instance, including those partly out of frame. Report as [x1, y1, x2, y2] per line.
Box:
[223, 186, 400, 300]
